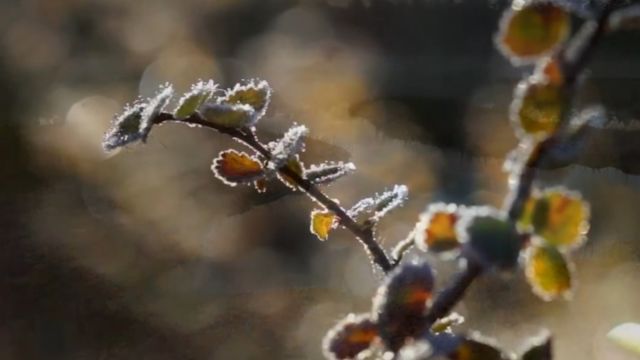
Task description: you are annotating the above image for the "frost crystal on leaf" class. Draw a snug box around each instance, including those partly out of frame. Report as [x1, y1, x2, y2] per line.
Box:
[102, 102, 147, 152]
[174, 80, 218, 119]
[140, 83, 174, 141]
[371, 185, 409, 221]
[211, 149, 265, 186]
[268, 124, 308, 171]
[306, 161, 356, 185]
[346, 185, 408, 222]
[220, 79, 272, 124]
[200, 102, 256, 128]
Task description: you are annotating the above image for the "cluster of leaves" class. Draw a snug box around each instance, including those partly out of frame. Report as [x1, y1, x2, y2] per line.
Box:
[101, 0, 640, 358]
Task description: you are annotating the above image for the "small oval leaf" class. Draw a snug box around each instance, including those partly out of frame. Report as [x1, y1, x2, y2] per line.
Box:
[221, 79, 272, 121]
[310, 209, 337, 241]
[496, 2, 571, 64]
[608, 323, 640, 356]
[510, 78, 567, 139]
[212, 150, 265, 186]
[414, 203, 461, 256]
[524, 243, 573, 301]
[174, 80, 217, 119]
[200, 103, 256, 128]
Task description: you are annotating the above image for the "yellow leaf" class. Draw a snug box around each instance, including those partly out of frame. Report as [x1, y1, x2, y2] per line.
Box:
[496, 2, 571, 64]
[212, 150, 264, 186]
[414, 203, 460, 255]
[511, 78, 567, 138]
[310, 209, 336, 241]
[524, 244, 572, 301]
[530, 188, 590, 249]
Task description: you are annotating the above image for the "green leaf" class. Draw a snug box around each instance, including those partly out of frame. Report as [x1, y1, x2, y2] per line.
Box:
[461, 208, 522, 270]
[510, 78, 567, 139]
[174, 80, 217, 119]
[221, 79, 272, 122]
[200, 102, 256, 128]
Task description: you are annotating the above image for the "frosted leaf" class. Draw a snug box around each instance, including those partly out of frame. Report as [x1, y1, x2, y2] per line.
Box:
[414, 203, 461, 257]
[102, 101, 147, 151]
[346, 185, 408, 222]
[174, 80, 218, 119]
[306, 161, 356, 185]
[276, 156, 304, 190]
[220, 79, 272, 123]
[200, 102, 256, 128]
[608, 323, 640, 356]
[267, 124, 308, 171]
[140, 83, 174, 141]
[211, 150, 265, 186]
[310, 209, 337, 241]
[371, 185, 409, 221]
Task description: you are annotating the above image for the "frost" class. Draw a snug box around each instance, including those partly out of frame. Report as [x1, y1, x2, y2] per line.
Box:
[200, 102, 256, 128]
[140, 83, 174, 141]
[174, 80, 218, 119]
[220, 79, 272, 124]
[102, 101, 147, 151]
[268, 124, 308, 171]
[347, 185, 409, 222]
[306, 161, 356, 185]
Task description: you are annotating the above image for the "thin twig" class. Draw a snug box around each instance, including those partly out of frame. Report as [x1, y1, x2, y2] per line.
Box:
[423, 0, 615, 329]
[154, 112, 394, 272]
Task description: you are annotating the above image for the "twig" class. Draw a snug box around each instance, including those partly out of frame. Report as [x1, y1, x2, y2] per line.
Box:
[422, 0, 615, 329]
[154, 112, 394, 272]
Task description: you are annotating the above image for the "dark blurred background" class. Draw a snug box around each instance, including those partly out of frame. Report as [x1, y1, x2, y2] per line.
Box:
[1, 0, 640, 359]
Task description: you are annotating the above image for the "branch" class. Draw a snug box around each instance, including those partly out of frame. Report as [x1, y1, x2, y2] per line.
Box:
[154, 112, 394, 273]
[423, 0, 615, 329]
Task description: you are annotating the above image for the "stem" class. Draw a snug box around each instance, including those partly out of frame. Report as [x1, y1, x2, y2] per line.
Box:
[155, 112, 394, 273]
[424, 0, 614, 328]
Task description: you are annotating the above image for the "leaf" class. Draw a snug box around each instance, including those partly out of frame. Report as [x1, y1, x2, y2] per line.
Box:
[460, 207, 522, 270]
[414, 203, 461, 256]
[306, 161, 356, 185]
[426, 332, 511, 360]
[221, 79, 272, 122]
[322, 313, 379, 360]
[200, 102, 256, 128]
[524, 244, 572, 301]
[521, 188, 590, 250]
[496, 2, 571, 64]
[102, 102, 147, 151]
[346, 185, 408, 223]
[254, 178, 267, 193]
[607, 323, 640, 356]
[268, 124, 308, 171]
[140, 83, 174, 141]
[372, 262, 434, 351]
[212, 150, 265, 186]
[277, 156, 305, 191]
[520, 332, 552, 360]
[510, 78, 567, 139]
[174, 80, 217, 119]
[310, 209, 337, 241]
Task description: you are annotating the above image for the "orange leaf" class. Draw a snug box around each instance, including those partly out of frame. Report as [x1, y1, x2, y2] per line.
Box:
[212, 150, 264, 186]
[414, 203, 460, 255]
